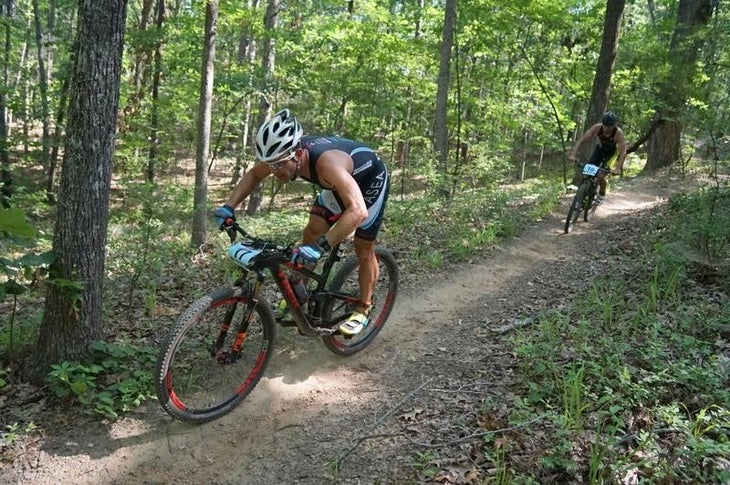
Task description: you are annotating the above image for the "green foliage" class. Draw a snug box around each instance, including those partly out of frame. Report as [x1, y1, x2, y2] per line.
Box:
[386, 176, 562, 273]
[44, 341, 157, 420]
[501, 193, 730, 483]
[1, 208, 53, 359]
[662, 186, 730, 264]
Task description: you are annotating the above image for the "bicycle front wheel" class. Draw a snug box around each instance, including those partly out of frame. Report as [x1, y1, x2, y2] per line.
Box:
[564, 182, 587, 234]
[321, 248, 398, 356]
[583, 183, 598, 222]
[155, 286, 276, 424]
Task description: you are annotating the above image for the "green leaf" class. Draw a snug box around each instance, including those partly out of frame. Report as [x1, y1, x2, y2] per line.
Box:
[2, 280, 27, 296]
[0, 208, 37, 239]
[70, 381, 89, 395]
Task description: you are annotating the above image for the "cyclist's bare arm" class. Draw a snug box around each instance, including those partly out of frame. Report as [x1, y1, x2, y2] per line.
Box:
[613, 128, 627, 174]
[314, 151, 368, 247]
[569, 123, 601, 161]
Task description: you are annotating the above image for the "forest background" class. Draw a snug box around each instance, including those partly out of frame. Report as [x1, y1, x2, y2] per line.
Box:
[0, 0, 729, 483]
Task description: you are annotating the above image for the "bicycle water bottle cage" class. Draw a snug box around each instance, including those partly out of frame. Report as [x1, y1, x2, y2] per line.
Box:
[582, 164, 600, 176]
[228, 242, 262, 269]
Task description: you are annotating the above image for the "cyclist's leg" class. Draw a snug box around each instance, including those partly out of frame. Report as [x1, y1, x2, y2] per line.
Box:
[305, 191, 340, 243]
[340, 173, 389, 336]
[597, 151, 618, 196]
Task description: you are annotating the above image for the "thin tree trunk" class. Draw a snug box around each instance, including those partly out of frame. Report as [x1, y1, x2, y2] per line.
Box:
[146, 0, 165, 183]
[191, 0, 218, 248]
[433, 0, 456, 195]
[246, 0, 279, 216]
[0, 0, 12, 207]
[31, 0, 53, 199]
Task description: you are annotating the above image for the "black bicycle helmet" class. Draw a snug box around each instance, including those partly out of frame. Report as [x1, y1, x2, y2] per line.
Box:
[255, 109, 303, 162]
[601, 111, 618, 126]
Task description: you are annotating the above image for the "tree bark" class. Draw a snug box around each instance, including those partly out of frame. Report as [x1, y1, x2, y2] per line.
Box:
[1, 0, 12, 207]
[645, 0, 713, 172]
[146, 0, 165, 183]
[191, 0, 218, 248]
[433, 0, 456, 191]
[36, 0, 128, 375]
[246, 0, 279, 216]
[31, 0, 53, 199]
[577, 0, 625, 162]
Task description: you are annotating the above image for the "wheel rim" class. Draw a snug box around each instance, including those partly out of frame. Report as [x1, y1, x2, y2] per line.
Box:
[160, 298, 272, 418]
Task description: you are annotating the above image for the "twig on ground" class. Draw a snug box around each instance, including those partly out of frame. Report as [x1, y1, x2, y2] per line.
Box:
[408, 413, 550, 448]
[335, 377, 435, 465]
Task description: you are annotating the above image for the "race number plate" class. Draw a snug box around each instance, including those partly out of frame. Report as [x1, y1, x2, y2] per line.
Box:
[582, 164, 600, 176]
[228, 242, 262, 268]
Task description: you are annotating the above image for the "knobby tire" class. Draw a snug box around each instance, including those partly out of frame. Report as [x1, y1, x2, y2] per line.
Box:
[321, 248, 398, 356]
[583, 183, 598, 222]
[564, 181, 588, 234]
[155, 286, 276, 424]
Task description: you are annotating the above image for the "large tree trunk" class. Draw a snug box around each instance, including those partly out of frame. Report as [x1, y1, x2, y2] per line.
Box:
[36, 0, 128, 375]
[645, 0, 713, 173]
[191, 0, 218, 248]
[576, 0, 625, 162]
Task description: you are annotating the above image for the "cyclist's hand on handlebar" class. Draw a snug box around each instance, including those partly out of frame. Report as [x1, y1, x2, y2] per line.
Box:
[214, 204, 236, 230]
[610, 168, 621, 176]
[291, 242, 324, 266]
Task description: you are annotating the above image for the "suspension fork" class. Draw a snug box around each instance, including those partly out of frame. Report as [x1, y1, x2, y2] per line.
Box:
[211, 278, 262, 357]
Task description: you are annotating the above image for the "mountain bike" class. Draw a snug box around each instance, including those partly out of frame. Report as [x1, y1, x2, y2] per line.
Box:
[564, 162, 611, 234]
[155, 222, 399, 424]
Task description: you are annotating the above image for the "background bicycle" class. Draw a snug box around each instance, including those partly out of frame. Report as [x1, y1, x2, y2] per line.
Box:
[155, 223, 398, 424]
[564, 162, 611, 234]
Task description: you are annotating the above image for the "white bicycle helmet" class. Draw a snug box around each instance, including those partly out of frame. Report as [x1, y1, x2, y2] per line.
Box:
[255, 109, 303, 162]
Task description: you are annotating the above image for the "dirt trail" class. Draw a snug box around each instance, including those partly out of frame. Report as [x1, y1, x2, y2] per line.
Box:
[4, 174, 692, 485]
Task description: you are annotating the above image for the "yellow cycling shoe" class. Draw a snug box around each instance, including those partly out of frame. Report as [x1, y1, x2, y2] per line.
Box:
[338, 311, 370, 336]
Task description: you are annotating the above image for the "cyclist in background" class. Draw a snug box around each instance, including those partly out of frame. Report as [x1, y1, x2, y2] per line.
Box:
[568, 111, 626, 203]
[214, 109, 390, 336]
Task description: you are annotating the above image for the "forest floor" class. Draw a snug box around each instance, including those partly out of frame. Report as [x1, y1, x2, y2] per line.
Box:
[1, 171, 707, 484]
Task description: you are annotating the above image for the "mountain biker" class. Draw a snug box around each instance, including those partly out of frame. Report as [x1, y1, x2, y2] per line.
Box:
[214, 108, 390, 336]
[568, 111, 626, 203]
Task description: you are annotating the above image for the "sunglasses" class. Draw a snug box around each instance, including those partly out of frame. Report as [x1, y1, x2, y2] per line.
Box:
[264, 152, 295, 170]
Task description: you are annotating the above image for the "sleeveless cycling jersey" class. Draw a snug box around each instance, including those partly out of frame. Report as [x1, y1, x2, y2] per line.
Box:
[300, 135, 389, 241]
[597, 126, 617, 153]
[590, 125, 619, 168]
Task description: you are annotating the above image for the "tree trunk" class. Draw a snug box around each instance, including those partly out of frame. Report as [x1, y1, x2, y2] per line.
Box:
[36, 0, 128, 376]
[1, 0, 12, 207]
[31, 0, 53, 199]
[191, 0, 218, 248]
[433, 0, 456, 191]
[231, 0, 258, 187]
[645, 0, 713, 172]
[246, 0, 279, 216]
[577, 0, 625, 162]
[146, 0, 165, 183]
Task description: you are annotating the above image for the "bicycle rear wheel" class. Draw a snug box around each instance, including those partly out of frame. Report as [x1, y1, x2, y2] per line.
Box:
[564, 182, 587, 234]
[155, 286, 276, 424]
[321, 248, 398, 356]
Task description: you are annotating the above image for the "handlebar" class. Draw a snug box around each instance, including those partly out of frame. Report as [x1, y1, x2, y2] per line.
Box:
[221, 221, 322, 274]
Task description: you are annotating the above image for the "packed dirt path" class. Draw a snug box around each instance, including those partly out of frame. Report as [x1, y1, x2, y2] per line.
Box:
[4, 173, 695, 485]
